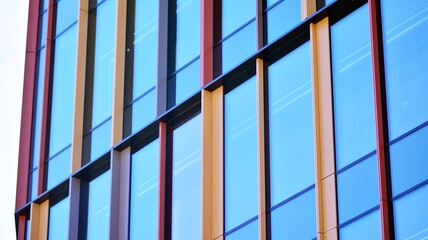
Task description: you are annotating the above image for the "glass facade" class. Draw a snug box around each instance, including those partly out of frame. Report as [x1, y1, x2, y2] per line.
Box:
[268, 41, 316, 239]
[129, 139, 159, 239]
[17, 0, 428, 239]
[83, 0, 116, 164]
[124, 0, 158, 137]
[46, 0, 78, 190]
[171, 114, 202, 240]
[167, 0, 200, 107]
[331, 4, 380, 235]
[224, 76, 258, 237]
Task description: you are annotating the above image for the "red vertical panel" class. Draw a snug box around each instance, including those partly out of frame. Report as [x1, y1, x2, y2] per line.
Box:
[200, 0, 214, 87]
[17, 215, 27, 240]
[368, 0, 392, 239]
[256, 0, 264, 49]
[15, 0, 40, 210]
[37, 0, 55, 195]
[158, 122, 167, 240]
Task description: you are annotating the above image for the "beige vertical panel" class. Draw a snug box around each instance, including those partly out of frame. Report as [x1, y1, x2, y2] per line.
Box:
[211, 87, 224, 240]
[69, 178, 81, 240]
[118, 147, 131, 239]
[30, 201, 49, 240]
[302, 0, 316, 19]
[111, 0, 127, 145]
[310, 17, 338, 240]
[256, 58, 267, 240]
[156, 0, 169, 115]
[110, 150, 122, 238]
[71, 0, 89, 173]
[202, 90, 213, 240]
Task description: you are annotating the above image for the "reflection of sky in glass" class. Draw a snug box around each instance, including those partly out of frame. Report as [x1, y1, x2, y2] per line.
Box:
[87, 171, 111, 240]
[48, 197, 70, 239]
[172, 114, 201, 240]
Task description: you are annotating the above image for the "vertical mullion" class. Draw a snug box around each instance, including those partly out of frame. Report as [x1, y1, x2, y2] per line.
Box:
[201, 0, 214, 87]
[256, 0, 264, 49]
[256, 58, 267, 240]
[37, 0, 55, 195]
[310, 18, 338, 240]
[111, 0, 127, 145]
[158, 122, 168, 240]
[368, 0, 392, 239]
[156, 1, 169, 115]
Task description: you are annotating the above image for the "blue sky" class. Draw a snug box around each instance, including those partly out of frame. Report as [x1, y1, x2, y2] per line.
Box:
[0, 0, 29, 239]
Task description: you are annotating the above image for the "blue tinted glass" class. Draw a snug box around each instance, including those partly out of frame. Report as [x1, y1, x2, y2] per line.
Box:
[85, 119, 111, 162]
[87, 170, 111, 240]
[394, 184, 428, 240]
[39, 13, 47, 48]
[225, 219, 258, 240]
[266, 0, 301, 44]
[91, 0, 116, 127]
[48, 197, 70, 239]
[225, 77, 258, 231]
[222, 0, 255, 38]
[175, 0, 200, 70]
[172, 114, 202, 240]
[325, 0, 335, 5]
[130, 139, 159, 240]
[25, 219, 30, 240]
[390, 125, 428, 196]
[130, 90, 156, 134]
[382, 0, 428, 140]
[49, 25, 77, 157]
[29, 171, 38, 201]
[42, 0, 48, 11]
[340, 210, 381, 240]
[270, 188, 316, 240]
[55, 0, 77, 35]
[268, 42, 314, 205]
[32, 48, 46, 168]
[337, 155, 379, 224]
[174, 58, 200, 105]
[266, 0, 280, 8]
[221, 21, 256, 74]
[330, 4, 375, 169]
[132, 0, 158, 98]
[47, 146, 71, 189]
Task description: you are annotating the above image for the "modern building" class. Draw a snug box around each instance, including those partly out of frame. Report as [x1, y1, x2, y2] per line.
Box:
[15, 0, 428, 239]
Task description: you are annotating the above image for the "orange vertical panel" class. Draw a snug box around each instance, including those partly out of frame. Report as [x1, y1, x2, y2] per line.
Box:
[16, 0, 40, 210]
[201, 0, 214, 86]
[368, 0, 392, 239]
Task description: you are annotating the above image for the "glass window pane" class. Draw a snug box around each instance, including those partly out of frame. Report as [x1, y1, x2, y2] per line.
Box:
[129, 139, 159, 240]
[340, 210, 381, 240]
[337, 155, 379, 224]
[169, 58, 200, 107]
[266, 0, 301, 44]
[87, 171, 111, 240]
[127, 90, 156, 135]
[220, 21, 256, 75]
[47, 147, 71, 189]
[222, 0, 255, 38]
[382, 0, 428, 140]
[83, 119, 112, 163]
[268, 42, 314, 205]
[175, 0, 200, 70]
[48, 197, 70, 239]
[270, 188, 316, 240]
[28, 171, 38, 201]
[330, 3, 375, 169]
[90, 0, 116, 127]
[394, 184, 428, 240]
[390, 125, 428, 197]
[172, 114, 202, 240]
[49, 25, 77, 157]
[55, 0, 78, 35]
[31, 48, 46, 169]
[225, 77, 258, 231]
[39, 13, 47, 48]
[131, 0, 158, 98]
[225, 219, 258, 240]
